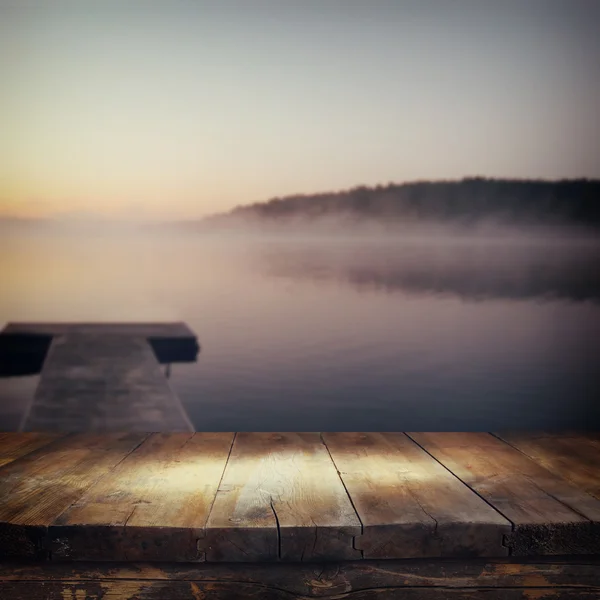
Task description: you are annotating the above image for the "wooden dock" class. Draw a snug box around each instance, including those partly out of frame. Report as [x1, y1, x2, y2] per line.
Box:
[0, 432, 598, 598]
[0, 322, 199, 432]
[1, 322, 197, 338]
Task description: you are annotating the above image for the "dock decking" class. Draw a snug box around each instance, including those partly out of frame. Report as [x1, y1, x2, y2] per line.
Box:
[1, 322, 197, 338]
[22, 334, 193, 431]
[0, 431, 599, 597]
[0, 322, 199, 431]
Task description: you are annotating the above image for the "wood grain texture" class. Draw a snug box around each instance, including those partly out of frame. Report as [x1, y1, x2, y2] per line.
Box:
[323, 432, 511, 559]
[2, 581, 597, 599]
[494, 432, 600, 500]
[0, 433, 148, 559]
[49, 432, 234, 562]
[1, 432, 599, 565]
[0, 433, 63, 468]
[1, 558, 598, 599]
[22, 334, 193, 432]
[408, 432, 600, 556]
[204, 432, 362, 562]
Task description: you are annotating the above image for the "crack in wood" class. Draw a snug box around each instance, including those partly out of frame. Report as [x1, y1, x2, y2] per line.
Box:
[269, 498, 282, 560]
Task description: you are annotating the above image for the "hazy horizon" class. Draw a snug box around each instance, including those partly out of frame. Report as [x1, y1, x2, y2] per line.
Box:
[2, 0, 599, 221]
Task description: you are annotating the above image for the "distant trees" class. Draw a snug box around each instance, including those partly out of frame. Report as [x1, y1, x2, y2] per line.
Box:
[224, 178, 600, 228]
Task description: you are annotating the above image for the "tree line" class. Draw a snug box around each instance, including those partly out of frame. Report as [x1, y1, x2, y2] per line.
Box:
[221, 178, 600, 228]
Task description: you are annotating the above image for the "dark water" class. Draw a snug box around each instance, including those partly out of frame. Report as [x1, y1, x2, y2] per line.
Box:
[1, 230, 599, 431]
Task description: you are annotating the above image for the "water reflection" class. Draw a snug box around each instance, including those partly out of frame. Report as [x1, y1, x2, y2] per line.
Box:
[256, 240, 600, 302]
[1, 232, 599, 431]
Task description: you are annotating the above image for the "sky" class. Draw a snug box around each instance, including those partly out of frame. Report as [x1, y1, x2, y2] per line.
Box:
[1, 0, 599, 221]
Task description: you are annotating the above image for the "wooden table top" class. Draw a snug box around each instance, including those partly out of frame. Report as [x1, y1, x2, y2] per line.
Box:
[0, 432, 598, 563]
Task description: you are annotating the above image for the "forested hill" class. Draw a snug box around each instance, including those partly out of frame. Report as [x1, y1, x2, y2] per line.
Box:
[206, 178, 600, 229]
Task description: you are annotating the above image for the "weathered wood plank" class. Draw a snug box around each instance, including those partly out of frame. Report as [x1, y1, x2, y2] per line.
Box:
[3, 581, 598, 599]
[1, 558, 598, 599]
[3, 556, 600, 585]
[48, 432, 234, 561]
[495, 432, 600, 500]
[323, 432, 511, 559]
[0, 433, 148, 559]
[204, 432, 362, 562]
[21, 334, 193, 432]
[0, 433, 63, 468]
[408, 432, 600, 556]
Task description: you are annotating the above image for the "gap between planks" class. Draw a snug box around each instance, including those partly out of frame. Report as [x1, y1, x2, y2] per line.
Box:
[407, 432, 600, 557]
[320, 432, 365, 559]
[404, 432, 517, 554]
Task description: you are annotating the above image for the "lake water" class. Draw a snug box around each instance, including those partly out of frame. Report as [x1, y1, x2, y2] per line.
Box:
[1, 229, 599, 431]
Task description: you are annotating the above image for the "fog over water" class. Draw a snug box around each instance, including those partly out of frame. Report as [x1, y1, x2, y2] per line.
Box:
[1, 222, 599, 431]
[2, 0, 599, 433]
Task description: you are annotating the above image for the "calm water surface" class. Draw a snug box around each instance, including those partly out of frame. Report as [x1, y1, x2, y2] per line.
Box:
[1, 230, 599, 430]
